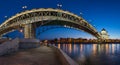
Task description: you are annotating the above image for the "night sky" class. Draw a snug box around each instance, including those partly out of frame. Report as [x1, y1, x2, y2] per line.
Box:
[0, 0, 120, 40]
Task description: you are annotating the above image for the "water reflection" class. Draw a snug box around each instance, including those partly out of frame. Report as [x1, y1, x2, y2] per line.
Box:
[54, 43, 120, 65]
[68, 44, 72, 53]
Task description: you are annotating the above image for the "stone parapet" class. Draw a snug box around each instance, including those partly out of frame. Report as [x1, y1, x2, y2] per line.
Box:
[0, 38, 19, 56]
[19, 38, 40, 49]
[51, 45, 79, 65]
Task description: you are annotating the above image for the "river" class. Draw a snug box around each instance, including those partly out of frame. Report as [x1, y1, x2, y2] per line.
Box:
[53, 43, 120, 65]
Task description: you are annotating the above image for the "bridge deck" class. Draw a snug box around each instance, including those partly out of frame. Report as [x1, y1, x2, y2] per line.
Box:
[0, 46, 62, 65]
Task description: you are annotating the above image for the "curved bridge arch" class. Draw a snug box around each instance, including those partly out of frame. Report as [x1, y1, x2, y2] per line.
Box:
[0, 8, 101, 38]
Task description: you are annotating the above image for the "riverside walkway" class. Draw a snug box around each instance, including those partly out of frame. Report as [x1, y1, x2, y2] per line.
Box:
[0, 46, 62, 65]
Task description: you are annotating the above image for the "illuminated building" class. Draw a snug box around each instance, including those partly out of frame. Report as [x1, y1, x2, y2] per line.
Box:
[100, 28, 109, 39]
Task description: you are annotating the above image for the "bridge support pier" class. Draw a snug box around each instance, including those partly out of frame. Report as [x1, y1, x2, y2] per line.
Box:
[24, 24, 35, 38]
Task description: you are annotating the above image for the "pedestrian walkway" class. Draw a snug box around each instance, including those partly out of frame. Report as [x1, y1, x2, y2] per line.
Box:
[0, 46, 62, 65]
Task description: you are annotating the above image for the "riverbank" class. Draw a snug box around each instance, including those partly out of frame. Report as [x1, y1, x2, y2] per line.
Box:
[0, 46, 62, 65]
[50, 42, 120, 44]
[53, 43, 120, 65]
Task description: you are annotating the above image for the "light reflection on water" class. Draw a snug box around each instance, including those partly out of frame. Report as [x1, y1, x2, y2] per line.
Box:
[53, 43, 120, 65]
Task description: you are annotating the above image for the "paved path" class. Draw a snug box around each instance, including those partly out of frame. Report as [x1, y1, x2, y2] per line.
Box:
[0, 46, 62, 65]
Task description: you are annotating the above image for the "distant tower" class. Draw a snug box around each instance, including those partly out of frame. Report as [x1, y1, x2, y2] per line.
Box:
[100, 28, 109, 39]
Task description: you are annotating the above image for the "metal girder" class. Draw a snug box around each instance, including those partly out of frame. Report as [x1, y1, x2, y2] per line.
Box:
[0, 8, 101, 38]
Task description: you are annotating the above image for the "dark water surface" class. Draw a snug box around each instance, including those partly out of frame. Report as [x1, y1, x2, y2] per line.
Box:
[53, 43, 120, 65]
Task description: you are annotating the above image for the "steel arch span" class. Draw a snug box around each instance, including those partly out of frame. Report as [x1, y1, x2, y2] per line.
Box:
[0, 8, 101, 39]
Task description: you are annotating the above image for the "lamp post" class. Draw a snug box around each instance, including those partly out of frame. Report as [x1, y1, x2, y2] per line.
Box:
[56, 3, 62, 25]
[22, 6, 27, 11]
[4, 16, 8, 18]
[57, 4, 62, 9]
[22, 6, 27, 9]
[80, 12, 83, 17]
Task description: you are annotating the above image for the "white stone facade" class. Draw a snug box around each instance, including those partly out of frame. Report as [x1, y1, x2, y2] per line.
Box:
[100, 28, 109, 39]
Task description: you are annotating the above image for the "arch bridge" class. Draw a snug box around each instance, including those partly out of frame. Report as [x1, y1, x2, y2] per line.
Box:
[0, 8, 101, 39]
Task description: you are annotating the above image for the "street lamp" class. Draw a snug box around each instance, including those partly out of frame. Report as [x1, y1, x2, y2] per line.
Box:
[4, 16, 8, 18]
[80, 12, 83, 17]
[56, 3, 62, 25]
[57, 4, 62, 9]
[22, 6, 27, 11]
[22, 6, 27, 9]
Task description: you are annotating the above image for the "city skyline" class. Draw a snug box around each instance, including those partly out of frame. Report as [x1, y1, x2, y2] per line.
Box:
[0, 0, 120, 39]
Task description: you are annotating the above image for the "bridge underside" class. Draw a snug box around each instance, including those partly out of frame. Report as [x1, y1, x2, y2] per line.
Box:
[0, 20, 100, 39]
[38, 20, 99, 37]
[34, 20, 100, 38]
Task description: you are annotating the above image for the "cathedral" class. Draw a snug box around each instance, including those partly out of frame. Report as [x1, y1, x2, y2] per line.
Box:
[100, 28, 109, 39]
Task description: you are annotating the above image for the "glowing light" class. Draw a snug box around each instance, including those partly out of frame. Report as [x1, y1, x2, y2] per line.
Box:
[68, 43, 72, 53]
[80, 44, 83, 52]
[74, 44, 77, 52]
[22, 6, 27, 9]
[58, 44, 60, 49]
[80, 12, 83, 15]
[64, 25, 67, 27]
[19, 29, 23, 32]
[105, 44, 109, 54]
[57, 4, 62, 9]
[57, 4, 62, 7]
[112, 44, 115, 54]
[5, 16, 7, 18]
[93, 44, 97, 55]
